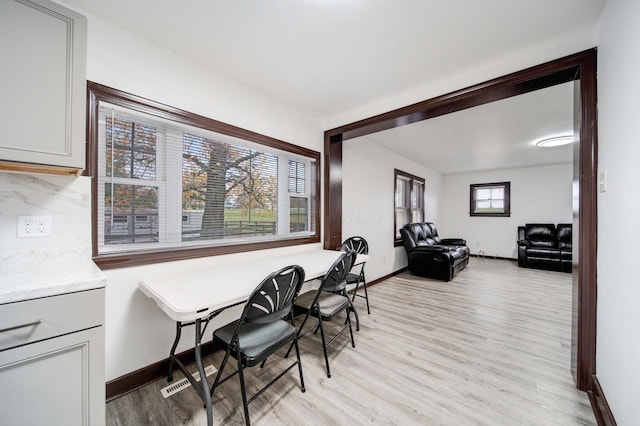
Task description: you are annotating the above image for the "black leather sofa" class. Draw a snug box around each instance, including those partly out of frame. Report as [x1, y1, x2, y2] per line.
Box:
[517, 223, 572, 272]
[400, 222, 470, 281]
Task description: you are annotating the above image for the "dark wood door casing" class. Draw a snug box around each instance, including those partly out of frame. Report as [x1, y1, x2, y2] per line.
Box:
[574, 51, 598, 392]
[323, 49, 598, 392]
[324, 134, 343, 249]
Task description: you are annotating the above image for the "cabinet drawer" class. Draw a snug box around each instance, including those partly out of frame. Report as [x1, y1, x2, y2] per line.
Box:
[0, 289, 104, 352]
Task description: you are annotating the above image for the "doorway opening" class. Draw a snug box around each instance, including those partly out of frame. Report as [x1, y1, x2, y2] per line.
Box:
[323, 49, 597, 392]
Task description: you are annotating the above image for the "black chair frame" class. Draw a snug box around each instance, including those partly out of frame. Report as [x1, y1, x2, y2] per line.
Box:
[341, 236, 371, 316]
[209, 265, 306, 425]
[286, 250, 358, 378]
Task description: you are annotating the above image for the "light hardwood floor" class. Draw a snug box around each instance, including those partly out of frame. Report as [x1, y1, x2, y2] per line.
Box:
[107, 258, 595, 425]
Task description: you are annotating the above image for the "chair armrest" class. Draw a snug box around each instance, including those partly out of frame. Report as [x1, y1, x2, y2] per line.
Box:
[412, 245, 449, 253]
[517, 239, 531, 247]
[440, 238, 466, 246]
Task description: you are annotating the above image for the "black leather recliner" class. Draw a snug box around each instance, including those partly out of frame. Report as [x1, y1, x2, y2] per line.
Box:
[400, 222, 470, 281]
[517, 223, 572, 272]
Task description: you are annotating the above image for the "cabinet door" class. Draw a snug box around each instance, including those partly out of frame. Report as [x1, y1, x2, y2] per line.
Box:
[0, 0, 87, 169]
[0, 327, 105, 426]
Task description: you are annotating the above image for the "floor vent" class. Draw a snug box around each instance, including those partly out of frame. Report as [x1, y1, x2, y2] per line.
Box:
[160, 365, 217, 398]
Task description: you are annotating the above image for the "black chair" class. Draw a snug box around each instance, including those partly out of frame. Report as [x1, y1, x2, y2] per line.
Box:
[341, 236, 371, 316]
[287, 250, 358, 378]
[209, 265, 306, 426]
[400, 222, 470, 281]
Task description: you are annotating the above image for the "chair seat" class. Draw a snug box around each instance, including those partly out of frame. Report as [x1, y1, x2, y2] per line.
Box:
[294, 290, 351, 319]
[214, 319, 296, 367]
[345, 272, 360, 284]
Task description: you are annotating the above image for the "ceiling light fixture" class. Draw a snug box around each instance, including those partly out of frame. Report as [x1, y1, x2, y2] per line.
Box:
[536, 135, 574, 147]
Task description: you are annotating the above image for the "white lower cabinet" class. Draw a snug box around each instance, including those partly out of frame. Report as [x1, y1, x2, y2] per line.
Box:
[0, 289, 105, 426]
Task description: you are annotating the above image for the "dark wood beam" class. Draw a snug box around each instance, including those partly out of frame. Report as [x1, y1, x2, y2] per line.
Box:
[323, 48, 598, 394]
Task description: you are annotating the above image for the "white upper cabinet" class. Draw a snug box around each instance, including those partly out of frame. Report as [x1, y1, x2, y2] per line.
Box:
[0, 0, 87, 171]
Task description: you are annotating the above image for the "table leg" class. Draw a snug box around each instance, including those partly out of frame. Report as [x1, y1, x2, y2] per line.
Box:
[194, 318, 213, 426]
[167, 322, 182, 382]
[168, 319, 213, 426]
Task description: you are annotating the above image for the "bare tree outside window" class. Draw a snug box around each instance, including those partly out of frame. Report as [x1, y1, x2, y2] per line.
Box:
[89, 83, 319, 267]
[182, 134, 277, 240]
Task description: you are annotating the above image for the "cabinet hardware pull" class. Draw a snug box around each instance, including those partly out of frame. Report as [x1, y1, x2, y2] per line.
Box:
[0, 320, 42, 333]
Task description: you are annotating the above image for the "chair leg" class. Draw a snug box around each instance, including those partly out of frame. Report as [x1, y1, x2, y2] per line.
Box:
[210, 345, 233, 397]
[237, 352, 250, 426]
[346, 310, 356, 348]
[317, 315, 331, 378]
[351, 272, 370, 315]
[293, 336, 306, 392]
[361, 271, 371, 315]
[288, 311, 306, 393]
[345, 290, 360, 332]
[285, 309, 312, 358]
[350, 279, 360, 304]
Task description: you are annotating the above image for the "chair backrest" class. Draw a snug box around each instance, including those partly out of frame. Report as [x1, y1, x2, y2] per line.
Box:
[557, 224, 572, 249]
[242, 265, 306, 325]
[400, 222, 439, 251]
[524, 224, 557, 248]
[319, 250, 356, 293]
[426, 223, 442, 244]
[341, 236, 369, 255]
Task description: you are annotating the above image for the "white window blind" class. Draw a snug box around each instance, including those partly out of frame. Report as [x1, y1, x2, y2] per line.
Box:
[97, 103, 317, 255]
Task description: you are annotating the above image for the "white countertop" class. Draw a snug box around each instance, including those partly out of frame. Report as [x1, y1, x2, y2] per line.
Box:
[0, 249, 106, 304]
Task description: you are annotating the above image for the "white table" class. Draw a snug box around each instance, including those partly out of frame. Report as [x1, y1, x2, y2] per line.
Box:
[138, 249, 368, 426]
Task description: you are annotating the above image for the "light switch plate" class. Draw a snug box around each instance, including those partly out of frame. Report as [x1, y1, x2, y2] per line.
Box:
[598, 171, 607, 193]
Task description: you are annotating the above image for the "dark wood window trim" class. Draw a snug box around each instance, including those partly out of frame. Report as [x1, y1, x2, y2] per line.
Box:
[323, 49, 597, 394]
[87, 82, 320, 270]
[394, 169, 425, 246]
[469, 182, 511, 217]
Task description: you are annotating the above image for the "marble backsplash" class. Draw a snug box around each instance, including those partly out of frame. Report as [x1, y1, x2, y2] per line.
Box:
[0, 171, 92, 258]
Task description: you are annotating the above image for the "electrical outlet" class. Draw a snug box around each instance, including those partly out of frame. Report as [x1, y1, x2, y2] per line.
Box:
[17, 215, 52, 238]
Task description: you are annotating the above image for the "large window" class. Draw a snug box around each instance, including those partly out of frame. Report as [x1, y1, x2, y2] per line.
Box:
[88, 83, 320, 268]
[470, 182, 511, 217]
[394, 169, 425, 245]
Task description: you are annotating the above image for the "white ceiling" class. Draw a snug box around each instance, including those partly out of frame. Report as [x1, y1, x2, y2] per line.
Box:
[63, 0, 604, 173]
[360, 82, 575, 174]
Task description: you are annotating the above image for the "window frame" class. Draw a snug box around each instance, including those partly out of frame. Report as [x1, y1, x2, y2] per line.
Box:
[394, 169, 425, 246]
[86, 82, 320, 269]
[469, 181, 511, 217]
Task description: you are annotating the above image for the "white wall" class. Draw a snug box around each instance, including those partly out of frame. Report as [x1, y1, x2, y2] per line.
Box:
[323, 29, 599, 131]
[0, 0, 610, 391]
[0, 4, 325, 382]
[83, 16, 327, 381]
[439, 164, 573, 259]
[596, 0, 640, 424]
[342, 137, 442, 277]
